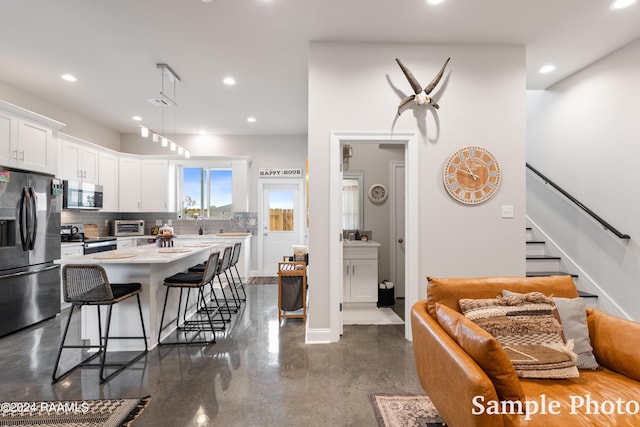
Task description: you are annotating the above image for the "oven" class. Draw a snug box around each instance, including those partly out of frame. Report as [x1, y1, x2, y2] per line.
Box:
[83, 238, 118, 255]
[114, 220, 145, 236]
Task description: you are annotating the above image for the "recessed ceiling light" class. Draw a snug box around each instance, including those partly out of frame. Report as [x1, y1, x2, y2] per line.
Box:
[132, 116, 143, 121]
[223, 77, 236, 86]
[426, 0, 446, 4]
[610, 0, 637, 9]
[538, 64, 556, 74]
[247, 117, 256, 123]
[61, 74, 77, 82]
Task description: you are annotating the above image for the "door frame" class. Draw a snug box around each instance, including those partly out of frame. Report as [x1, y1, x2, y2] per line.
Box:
[330, 131, 419, 341]
[258, 178, 305, 275]
[389, 160, 405, 298]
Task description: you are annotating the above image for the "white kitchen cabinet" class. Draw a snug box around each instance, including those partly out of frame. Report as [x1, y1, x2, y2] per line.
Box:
[343, 243, 379, 303]
[60, 243, 84, 258]
[118, 157, 174, 212]
[0, 101, 63, 175]
[140, 159, 170, 212]
[117, 238, 135, 249]
[98, 151, 118, 211]
[60, 136, 99, 183]
[0, 109, 18, 168]
[118, 156, 141, 211]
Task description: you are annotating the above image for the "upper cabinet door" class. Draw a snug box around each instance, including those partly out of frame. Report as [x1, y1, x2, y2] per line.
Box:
[140, 159, 170, 212]
[17, 118, 56, 175]
[60, 138, 99, 183]
[118, 156, 141, 211]
[0, 110, 18, 167]
[98, 151, 118, 212]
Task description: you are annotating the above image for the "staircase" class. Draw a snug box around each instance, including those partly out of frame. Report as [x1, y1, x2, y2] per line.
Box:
[525, 227, 598, 307]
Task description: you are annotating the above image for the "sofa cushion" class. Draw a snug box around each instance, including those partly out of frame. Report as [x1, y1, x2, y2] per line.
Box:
[588, 308, 640, 382]
[435, 303, 525, 402]
[459, 292, 580, 379]
[503, 290, 598, 370]
[515, 367, 640, 425]
[426, 275, 579, 318]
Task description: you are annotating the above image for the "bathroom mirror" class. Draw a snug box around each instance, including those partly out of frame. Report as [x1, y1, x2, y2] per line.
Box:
[343, 171, 364, 231]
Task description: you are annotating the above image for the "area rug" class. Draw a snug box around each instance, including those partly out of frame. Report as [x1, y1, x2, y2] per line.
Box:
[244, 276, 278, 285]
[0, 396, 151, 426]
[369, 393, 444, 427]
[343, 307, 404, 325]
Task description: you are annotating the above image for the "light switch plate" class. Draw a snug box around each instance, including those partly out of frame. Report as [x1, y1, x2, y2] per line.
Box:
[501, 205, 514, 218]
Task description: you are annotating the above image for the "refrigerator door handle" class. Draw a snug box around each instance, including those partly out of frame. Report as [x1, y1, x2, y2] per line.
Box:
[0, 264, 59, 280]
[28, 186, 37, 250]
[19, 186, 29, 251]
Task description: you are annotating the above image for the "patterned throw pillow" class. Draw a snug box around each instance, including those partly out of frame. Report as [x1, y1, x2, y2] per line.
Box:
[502, 290, 599, 370]
[459, 292, 579, 379]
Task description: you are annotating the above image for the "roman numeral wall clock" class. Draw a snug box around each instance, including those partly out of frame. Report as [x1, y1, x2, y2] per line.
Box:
[443, 146, 501, 205]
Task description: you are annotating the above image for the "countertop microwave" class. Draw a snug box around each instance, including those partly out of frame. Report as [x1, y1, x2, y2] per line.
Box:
[62, 180, 103, 210]
[114, 220, 145, 236]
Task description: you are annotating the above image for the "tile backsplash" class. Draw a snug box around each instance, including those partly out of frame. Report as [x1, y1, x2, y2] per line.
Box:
[61, 210, 258, 237]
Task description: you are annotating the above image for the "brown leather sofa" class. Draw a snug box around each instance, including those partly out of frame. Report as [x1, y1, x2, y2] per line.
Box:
[411, 275, 640, 427]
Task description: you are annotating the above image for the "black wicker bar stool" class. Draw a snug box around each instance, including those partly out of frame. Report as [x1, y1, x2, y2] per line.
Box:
[188, 245, 240, 314]
[157, 251, 221, 345]
[229, 242, 247, 302]
[214, 245, 242, 313]
[52, 264, 148, 384]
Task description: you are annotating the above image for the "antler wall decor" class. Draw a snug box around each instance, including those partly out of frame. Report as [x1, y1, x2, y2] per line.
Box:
[395, 57, 450, 116]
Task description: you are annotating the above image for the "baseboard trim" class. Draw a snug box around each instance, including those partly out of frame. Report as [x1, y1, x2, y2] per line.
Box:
[305, 327, 334, 344]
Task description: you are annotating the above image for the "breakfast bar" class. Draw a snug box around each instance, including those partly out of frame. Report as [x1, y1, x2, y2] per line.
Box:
[59, 242, 229, 351]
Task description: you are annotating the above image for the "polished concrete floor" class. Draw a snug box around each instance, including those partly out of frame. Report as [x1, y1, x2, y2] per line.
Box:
[0, 284, 423, 426]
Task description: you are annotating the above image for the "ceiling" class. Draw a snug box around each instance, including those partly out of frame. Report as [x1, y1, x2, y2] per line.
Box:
[1, 0, 639, 137]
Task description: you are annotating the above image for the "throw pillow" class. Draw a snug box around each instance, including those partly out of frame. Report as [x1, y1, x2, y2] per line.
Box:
[459, 292, 579, 379]
[435, 303, 525, 402]
[502, 290, 598, 370]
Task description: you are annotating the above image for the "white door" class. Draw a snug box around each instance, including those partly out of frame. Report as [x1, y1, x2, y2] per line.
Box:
[261, 182, 303, 275]
[391, 162, 406, 298]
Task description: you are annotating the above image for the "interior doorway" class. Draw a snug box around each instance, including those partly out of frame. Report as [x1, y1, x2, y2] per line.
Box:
[329, 132, 419, 341]
[258, 179, 305, 275]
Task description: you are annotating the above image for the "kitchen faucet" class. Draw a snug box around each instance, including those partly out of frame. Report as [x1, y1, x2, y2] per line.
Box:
[196, 216, 205, 235]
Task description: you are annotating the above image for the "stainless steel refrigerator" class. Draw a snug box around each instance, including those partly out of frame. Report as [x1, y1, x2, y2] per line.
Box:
[0, 167, 61, 337]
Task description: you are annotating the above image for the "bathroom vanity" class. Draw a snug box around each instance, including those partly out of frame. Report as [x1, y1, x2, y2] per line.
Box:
[343, 240, 380, 303]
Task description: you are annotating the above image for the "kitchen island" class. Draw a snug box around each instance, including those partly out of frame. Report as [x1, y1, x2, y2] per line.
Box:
[59, 242, 230, 351]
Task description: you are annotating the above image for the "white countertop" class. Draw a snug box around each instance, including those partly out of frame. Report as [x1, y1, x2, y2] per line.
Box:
[343, 240, 381, 247]
[60, 242, 226, 264]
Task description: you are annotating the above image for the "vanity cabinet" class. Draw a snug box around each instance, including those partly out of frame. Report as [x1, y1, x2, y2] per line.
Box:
[343, 243, 379, 303]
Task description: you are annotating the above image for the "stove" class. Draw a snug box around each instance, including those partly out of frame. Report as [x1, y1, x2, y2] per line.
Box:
[83, 237, 118, 255]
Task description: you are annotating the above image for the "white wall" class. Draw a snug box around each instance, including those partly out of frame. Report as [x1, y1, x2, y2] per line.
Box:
[527, 38, 640, 320]
[0, 79, 121, 151]
[308, 42, 526, 341]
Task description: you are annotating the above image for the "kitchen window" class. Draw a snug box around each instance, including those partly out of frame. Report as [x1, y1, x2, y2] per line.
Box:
[181, 166, 233, 219]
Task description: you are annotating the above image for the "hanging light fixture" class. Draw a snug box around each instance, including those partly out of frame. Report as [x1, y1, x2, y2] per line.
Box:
[140, 63, 191, 158]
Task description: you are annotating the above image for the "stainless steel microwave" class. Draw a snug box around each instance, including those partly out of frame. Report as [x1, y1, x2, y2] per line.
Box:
[62, 180, 103, 210]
